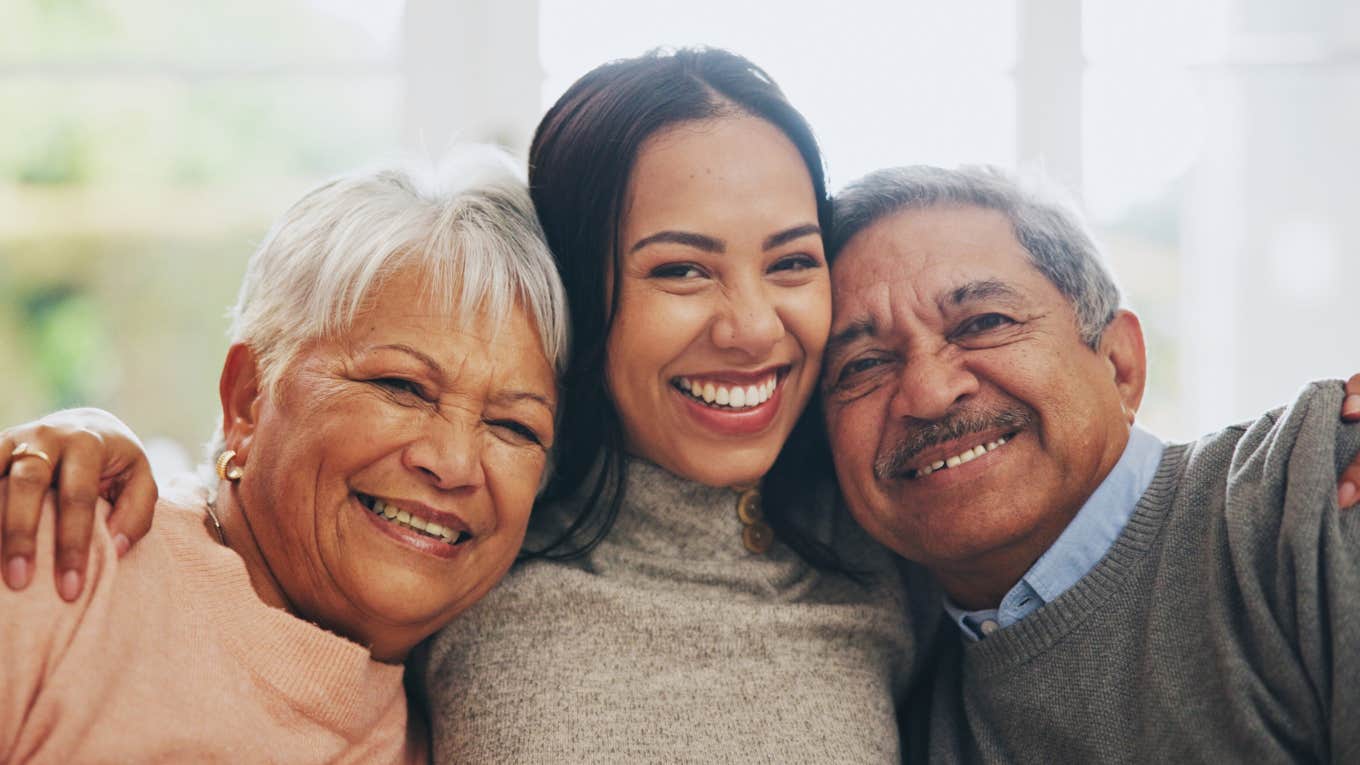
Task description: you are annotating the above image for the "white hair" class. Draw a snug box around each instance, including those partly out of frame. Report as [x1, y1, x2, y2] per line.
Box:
[205, 147, 569, 472]
[831, 165, 1121, 348]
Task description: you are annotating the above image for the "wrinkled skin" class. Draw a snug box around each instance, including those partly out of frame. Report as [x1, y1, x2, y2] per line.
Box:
[3, 366, 1360, 601]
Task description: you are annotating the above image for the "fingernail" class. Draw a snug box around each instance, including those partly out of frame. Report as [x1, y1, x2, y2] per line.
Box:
[5, 556, 31, 590]
[113, 534, 131, 558]
[1340, 481, 1359, 508]
[58, 569, 82, 602]
[1344, 394, 1360, 418]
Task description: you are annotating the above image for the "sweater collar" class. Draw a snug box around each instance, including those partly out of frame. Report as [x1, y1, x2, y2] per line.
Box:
[606, 456, 762, 561]
[164, 501, 409, 736]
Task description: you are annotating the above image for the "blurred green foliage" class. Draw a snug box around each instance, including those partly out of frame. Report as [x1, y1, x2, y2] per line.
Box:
[0, 0, 403, 455]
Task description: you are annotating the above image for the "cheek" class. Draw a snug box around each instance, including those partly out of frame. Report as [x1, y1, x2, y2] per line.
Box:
[787, 280, 833, 362]
[827, 402, 875, 471]
[605, 286, 713, 399]
[485, 445, 546, 530]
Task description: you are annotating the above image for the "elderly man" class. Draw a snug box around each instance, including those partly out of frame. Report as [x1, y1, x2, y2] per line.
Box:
[822, 165, 1360, 762]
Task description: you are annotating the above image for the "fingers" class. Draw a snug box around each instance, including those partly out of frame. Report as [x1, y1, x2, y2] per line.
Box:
[107, 457, 157, 558]
[53, 431, 105, 601]
[2, 412, 158, 600]
[2, 434, 55, 591]
[1343, 374, 1360, 422]
[1341, 454, 1360, 509]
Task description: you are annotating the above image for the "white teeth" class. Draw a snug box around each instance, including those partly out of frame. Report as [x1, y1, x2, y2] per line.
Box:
[678, 374, 779, 410]
[914, 436, 1012, 478]
[366, 496, 462, 546]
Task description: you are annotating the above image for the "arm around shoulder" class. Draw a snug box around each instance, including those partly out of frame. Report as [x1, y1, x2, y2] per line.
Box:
[1247, 381, 1360, 760]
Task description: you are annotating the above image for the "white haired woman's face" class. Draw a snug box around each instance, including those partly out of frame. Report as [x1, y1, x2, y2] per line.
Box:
[224, 265, 556, 661]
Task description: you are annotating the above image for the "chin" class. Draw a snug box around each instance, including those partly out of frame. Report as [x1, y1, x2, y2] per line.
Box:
[354, 581, 464, 626]
[671, 442, 781, 488]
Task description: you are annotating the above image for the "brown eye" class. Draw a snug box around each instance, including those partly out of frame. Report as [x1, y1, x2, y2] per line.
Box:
[835, 356, 886, 385]
[650, 263, 706, 279]
[372, 377, 432, 401]
[486, 419, 543, 446]
[956, 313, 1014, 335]
[769, 254, 820, 273]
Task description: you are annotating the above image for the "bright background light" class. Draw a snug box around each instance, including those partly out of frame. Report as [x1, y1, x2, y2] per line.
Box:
[2, 0, 1355, 475]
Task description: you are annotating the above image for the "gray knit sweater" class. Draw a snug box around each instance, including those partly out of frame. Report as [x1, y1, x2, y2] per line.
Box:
[916, 381, 1360, 763]
[420, 457, 918, 763]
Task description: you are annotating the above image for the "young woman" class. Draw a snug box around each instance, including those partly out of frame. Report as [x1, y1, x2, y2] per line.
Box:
[416, 49, 917, 762]
[5, 48, 1360, 762]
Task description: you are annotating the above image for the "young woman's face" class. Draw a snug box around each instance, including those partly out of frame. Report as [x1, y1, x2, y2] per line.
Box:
[606, 114, 831, 487]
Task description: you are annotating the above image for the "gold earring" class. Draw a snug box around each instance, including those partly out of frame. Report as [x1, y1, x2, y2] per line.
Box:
[215, 449, 244, 481]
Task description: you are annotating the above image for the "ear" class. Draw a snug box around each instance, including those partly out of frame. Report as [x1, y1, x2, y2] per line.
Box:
[1099, 310, 1147, 425]
[219, 343, 263, 465]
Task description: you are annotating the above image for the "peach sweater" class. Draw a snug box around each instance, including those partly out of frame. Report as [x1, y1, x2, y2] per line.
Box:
[0, 491, 423, 764]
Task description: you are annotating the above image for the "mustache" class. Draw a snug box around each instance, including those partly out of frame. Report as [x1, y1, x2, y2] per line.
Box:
[872, 406, 1035, 480]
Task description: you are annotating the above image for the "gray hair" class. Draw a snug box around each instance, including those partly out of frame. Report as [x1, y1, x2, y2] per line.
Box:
[206, 147, 568, 473]
[831, 165, 1121, 348]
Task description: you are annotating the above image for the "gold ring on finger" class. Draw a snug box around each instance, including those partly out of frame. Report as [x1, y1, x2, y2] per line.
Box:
[11, 442, 54, 471]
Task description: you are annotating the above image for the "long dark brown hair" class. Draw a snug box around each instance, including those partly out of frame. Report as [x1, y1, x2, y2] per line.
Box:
[521, 47, 846, 572]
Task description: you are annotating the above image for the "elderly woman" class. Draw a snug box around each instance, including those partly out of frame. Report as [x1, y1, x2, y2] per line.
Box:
[0, 152, 566, 762]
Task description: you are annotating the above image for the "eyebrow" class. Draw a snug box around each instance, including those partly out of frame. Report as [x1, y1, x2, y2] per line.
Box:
[630, 230, 724, 254]
[373, 343, 556, 413]
[374, 343, 443, 378]
[491, 390, 557, 414]
[824, 318, 877, 363]
[763, 223, 821, 251]
[944, 279, 1025, 308]
[628, 223, 821, 256]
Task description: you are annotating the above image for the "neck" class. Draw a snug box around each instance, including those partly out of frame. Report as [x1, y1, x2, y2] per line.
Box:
[212, 481, 293, 613]
[211, 481, 416, 664]
[931, 533, 1065, 610]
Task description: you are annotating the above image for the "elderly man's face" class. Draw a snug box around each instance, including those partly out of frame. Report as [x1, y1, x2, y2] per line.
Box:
[822, 204, 1143, 594]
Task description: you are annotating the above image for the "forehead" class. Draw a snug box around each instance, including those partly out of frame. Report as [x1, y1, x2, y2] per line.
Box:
[345, 267, 555, 393]
[623, 115, 816, 234]
[830, 204, 1041, 319]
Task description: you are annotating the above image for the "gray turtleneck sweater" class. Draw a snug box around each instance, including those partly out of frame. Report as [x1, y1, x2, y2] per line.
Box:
[419, 458, 919, 763]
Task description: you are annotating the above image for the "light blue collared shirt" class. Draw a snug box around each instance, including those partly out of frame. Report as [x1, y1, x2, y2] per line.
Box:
[943, 426, 1165, 641]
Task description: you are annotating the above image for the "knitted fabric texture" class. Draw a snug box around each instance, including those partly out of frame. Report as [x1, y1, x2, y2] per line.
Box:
[420, 457, 918, 763]
[0, 499, 419, 764]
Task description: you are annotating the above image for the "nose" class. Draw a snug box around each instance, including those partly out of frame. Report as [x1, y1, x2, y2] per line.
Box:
[710, 280, 784, 358]
[403, 416, 486, 492]
[888, 346, 979, 422]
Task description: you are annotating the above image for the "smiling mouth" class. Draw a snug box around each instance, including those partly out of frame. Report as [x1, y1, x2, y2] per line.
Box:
[671, 369, 785, 411]
[904, 432, 1016, 479]
[356, 493, 471, 546]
